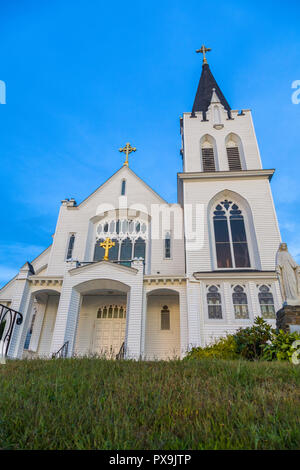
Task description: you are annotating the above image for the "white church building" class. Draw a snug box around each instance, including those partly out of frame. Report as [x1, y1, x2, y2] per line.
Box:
[0, 49, 283, 360]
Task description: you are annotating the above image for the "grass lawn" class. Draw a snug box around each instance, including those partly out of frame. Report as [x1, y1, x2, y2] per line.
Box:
[0, 358, 299, 450]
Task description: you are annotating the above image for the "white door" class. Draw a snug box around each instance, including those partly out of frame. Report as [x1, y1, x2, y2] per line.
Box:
[92, 305, 126, 357]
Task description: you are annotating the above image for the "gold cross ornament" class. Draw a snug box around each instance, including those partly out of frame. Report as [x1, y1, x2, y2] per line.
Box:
[196, 45, 211, 64]
[119, 142, 136, 167]
[100, 237, 115, 261]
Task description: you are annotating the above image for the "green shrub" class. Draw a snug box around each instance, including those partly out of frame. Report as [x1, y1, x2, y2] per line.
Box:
[262, 329, 300, 362]
[233, 316, 274, 360]
[185, 334, 239, 360]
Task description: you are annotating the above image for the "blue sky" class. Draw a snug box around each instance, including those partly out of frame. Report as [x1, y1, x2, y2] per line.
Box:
[0, 0, 300, 287]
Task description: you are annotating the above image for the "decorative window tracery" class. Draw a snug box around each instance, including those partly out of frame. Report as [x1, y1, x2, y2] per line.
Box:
[232, 285, 249, 319]
[258, 285, 275, 319]
[213, 200, 250, 268]
[94, 219, 147, 264]
[97, 305, 126, 319]
[207, 285, 222, 319]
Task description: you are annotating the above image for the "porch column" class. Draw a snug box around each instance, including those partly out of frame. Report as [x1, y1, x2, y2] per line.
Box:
[186, 279, 202, 349]
[8, 263, 33, 358]
[179, 287, 188, 357]
[50, 262, 80, 357]
[125, 259, 144, 360]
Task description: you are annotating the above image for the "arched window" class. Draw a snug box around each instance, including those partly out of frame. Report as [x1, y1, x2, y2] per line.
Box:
[232, 285, 249, 319]
[213, 199, 250, 268]
[134, 237, 146, 259]
[201, 136, 216, 172]
[226, 134, 243, 171]
[94, 238, 105, 261]
[258, 285, 275, 319]
[207, 285, 222, 319]
[164, 232, 171, 259]
[121, 179, 126, 196]
[66, 234, 75, 260]
[161, 305, 170, 330]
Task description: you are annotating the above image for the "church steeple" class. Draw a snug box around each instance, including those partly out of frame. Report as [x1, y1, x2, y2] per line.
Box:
[192, 49, 231, 118]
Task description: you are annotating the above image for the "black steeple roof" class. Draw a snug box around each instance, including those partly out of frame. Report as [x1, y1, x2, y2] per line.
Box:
[192, 63, 231, 118]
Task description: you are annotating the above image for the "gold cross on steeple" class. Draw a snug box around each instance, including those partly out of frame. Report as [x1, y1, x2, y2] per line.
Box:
[119, 142, 136, 167]
[196, 45, 211, 64]
[100, 237, 115, 261]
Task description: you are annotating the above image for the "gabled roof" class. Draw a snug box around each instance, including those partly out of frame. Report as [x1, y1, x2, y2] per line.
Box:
[192, 63, 231, 118]
[78, 165, 167, 207]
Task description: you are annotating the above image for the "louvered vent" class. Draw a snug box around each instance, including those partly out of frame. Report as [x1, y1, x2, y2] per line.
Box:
[226, 147, 242, 171]
[202, 148, 216, 172]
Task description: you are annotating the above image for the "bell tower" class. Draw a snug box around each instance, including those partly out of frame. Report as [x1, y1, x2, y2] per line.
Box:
[178, 47, 282, 347]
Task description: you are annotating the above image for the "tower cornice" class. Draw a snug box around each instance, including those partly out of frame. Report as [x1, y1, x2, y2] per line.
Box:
[177, 169, 275, 181]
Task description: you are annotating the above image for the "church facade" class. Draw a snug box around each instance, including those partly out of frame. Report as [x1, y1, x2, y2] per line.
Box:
[0, 51, 283, 360]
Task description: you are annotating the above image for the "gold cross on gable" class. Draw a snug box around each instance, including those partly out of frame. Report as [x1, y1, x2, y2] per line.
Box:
[119, 142, 136, 167]
[196, 45, 211, 64]
[100, 237, 115, 261]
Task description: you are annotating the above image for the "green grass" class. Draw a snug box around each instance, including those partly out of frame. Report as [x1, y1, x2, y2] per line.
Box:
[0, 358, 299, 450]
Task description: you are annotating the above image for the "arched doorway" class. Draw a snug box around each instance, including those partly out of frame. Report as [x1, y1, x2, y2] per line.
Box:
[145, 289, 180, 360]
[74, 279, 130, 358]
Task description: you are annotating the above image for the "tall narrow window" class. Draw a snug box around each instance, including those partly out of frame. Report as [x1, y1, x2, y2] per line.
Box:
[202, 139, 216, 172]
[108, 239, 119, 261]
[121, 179, 126, 196]
[232, 285, 249, 319]
[226, 146, 242, 170]
[207, 286, 222, 319]
[161, 305, 170, 330]
[226, 135, 243, 171]
[134, 237, 146, 260]
[66, 234, 75, 260]
[164, 232, 171, 258]
[258, 285, 275, 319]
[213, 200, 250, 268]
[120, 237, 132, 266]
[94, 238, 105, 261]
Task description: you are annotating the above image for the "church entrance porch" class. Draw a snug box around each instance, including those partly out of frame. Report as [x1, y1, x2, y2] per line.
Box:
[74, 280, 129, 358]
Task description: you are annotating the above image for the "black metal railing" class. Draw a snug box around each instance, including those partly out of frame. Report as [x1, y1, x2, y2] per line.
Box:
[116, 341, 125, 360]
[52, 341, 69, 359]
[0, 304, 23, 358]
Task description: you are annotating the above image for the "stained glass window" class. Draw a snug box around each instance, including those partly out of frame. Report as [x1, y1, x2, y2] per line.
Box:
[258, 285, 275, 319]
[232, 285, 249, 319]
[207, 286, 222, 319]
